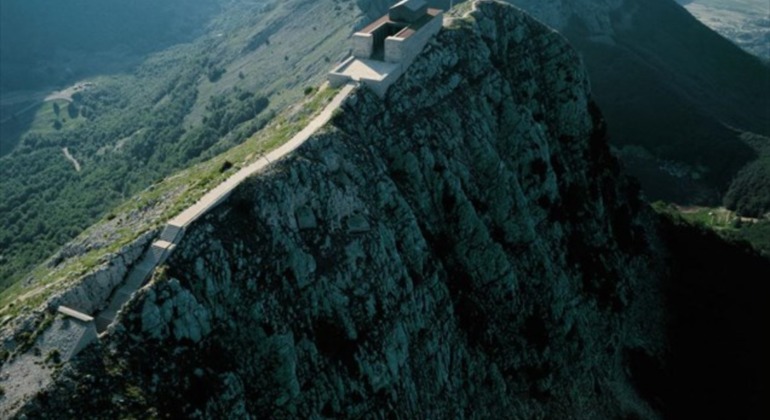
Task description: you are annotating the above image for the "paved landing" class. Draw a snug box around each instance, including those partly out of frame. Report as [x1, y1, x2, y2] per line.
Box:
[334, 58, 400, 82]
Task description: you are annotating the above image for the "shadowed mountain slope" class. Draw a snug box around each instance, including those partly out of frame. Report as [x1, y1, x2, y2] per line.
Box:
[510, 0, 770, 208]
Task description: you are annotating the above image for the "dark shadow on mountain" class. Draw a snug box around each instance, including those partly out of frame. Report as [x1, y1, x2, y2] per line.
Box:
[643, 215, 770, 419]
[0, 106, 38, 156]
[562, 0, 770, 205]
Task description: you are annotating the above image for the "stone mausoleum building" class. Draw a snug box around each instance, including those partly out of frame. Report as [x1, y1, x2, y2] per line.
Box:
[329, 0, 443, 97]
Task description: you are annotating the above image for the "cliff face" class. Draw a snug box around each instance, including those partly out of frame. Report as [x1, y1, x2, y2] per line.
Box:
[19, 2, 669, 418]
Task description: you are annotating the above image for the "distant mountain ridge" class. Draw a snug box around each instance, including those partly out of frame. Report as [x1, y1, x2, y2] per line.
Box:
[504, 0, 770, 213]
[677, 0, 770, 60]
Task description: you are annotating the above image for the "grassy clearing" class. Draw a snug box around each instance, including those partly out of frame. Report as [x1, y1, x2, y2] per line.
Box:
[0, 83, 340, 321]
[28, 99, 86, 136]
[651, 201, 770, 257]
[651, 202, 755, 230]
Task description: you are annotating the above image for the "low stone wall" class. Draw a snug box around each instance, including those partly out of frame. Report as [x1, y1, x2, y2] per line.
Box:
[384, 37, 405, 63]
[329, 72, 352, 88]
[328, 57, 356, 87]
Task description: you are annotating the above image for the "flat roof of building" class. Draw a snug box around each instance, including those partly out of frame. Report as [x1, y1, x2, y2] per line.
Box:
[393, 8, 441, 39]
[357, 8, 441, 39]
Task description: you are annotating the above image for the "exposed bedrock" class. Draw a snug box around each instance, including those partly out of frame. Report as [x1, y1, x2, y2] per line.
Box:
[17, 2, 768, 419]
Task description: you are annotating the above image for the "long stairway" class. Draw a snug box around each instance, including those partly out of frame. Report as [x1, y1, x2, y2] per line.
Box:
[91, 83, 356, 334]
[94, 232, 179, 333]
[158, 224, 184, 243]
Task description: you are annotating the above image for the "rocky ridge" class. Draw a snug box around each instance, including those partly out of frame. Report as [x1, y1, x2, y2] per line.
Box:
[13, 0, 770, 418]
[13, 2, 674, 418]
[678, 0, 770, 60]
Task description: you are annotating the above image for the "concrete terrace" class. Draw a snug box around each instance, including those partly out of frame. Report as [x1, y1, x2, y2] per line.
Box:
[329, 1, 443, 97]
[332, 58, 401, 83]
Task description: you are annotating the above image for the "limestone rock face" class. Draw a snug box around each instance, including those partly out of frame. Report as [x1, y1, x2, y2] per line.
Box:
[140, 278, 211, 343]
[0, 230, 154, 350]
[17, 2, 669, 418]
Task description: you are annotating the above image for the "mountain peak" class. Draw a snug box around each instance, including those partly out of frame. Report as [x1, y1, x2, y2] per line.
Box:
[4, 2, 769, 418]
[13, 2, 668, 417]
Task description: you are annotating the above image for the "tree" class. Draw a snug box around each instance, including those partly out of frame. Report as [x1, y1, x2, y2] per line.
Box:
[207, 67, 226, 82]
[67, 103, 78, 119]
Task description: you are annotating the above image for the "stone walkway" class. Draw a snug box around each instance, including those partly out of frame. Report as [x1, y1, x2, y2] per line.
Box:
[94, 83, 356, 334]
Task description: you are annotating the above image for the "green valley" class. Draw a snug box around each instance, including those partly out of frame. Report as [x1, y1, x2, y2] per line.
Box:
[0, 0, 361, 292]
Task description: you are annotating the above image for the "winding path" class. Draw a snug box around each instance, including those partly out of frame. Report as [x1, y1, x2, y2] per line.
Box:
[93, 83, 356, 333]
[62, 147, 81, 172]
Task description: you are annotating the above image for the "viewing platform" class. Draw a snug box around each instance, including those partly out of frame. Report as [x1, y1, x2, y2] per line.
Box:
[329, 0, 443, 97]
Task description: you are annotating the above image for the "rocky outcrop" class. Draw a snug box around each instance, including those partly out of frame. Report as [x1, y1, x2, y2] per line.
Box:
[7, 1, 769, 418]
[15, 2, 673, 418]
[364, 0, 770, 211]
[0, 229, 155, 419]
[139, 278, 211, 343]
[47, 230, 156, 315]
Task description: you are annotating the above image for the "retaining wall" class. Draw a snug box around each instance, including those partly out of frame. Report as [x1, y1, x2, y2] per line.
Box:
[46, 230, 157, 315]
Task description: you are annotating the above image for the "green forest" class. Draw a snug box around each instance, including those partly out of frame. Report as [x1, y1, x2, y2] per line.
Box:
[0, 0, 219, 92]
[0, 0, 359, 292]
[723, 132, 770, 217]
[0, 50, 272, 291]
[652, 201, 770, 259]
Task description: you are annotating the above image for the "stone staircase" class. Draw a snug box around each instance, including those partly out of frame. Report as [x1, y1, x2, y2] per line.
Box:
[158, 224, 184, 244]
[2, 83, 357, 420]
[88, 84, 355, 335]
[94, 228, 181, 333]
